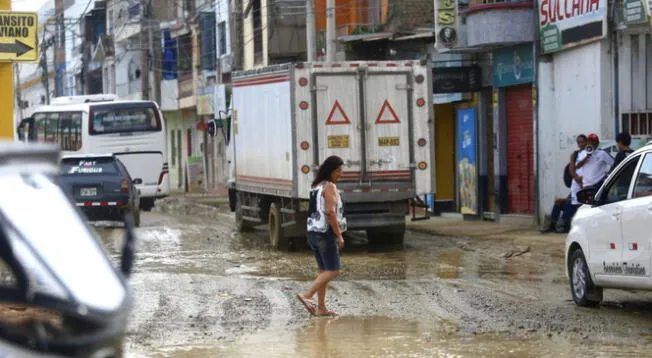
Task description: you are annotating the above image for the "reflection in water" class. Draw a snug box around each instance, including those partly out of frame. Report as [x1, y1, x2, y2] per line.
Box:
[133, 316, 645, 358]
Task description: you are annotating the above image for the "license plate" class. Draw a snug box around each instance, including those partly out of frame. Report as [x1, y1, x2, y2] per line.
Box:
[80, 187, 97, 197]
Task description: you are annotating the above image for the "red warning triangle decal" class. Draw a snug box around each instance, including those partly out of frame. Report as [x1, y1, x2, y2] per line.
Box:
[375, 100, 401, 124]
[325, 100, 351, 125]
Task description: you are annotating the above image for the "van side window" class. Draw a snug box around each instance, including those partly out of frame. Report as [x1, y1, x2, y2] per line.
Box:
[602, 155, 640, 205]
[633, 153, 652, 198]
[33, 112, 83, 151]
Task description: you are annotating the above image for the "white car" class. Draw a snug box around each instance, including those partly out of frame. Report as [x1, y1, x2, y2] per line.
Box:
[566, 143, 652, 306]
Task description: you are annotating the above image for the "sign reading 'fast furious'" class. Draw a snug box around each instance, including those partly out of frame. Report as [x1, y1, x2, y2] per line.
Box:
[538, 0, 607, 54]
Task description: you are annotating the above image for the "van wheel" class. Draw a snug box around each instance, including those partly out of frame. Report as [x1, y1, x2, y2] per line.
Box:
[235, 198, 253, 232]
[569, 249, 603, 307]
[366, 223, 406, 247]
[269, 202, 289, 251]
[140, 198, 155, 211]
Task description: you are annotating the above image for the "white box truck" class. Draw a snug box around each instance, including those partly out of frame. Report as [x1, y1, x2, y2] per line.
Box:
[216, 60, 434, 250]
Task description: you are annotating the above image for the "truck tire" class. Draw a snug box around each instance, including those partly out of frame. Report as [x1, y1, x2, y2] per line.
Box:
[268, 202, 289, 250]
[235, 199, 253, 232]
[366, 223, 406, 247]
[140, 198, 155, 211]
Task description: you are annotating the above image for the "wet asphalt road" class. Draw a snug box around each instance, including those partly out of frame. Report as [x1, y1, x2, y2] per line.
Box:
[93, 202, 652, 357]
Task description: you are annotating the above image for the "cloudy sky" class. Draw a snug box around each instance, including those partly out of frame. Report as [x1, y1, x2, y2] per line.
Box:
[12, 0, 49, 11]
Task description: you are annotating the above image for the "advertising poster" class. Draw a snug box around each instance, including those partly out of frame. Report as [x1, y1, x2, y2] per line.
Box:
[457, 108, 478, 215]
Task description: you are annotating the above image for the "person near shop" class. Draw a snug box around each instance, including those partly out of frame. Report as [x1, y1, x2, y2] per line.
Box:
[571, 133, 614, 205]
[540, 134, 587, 234]
[296, 155, 346, 317]
[611, 132, 634, 172]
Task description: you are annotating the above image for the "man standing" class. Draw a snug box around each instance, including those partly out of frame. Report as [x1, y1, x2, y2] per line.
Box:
[611, 132, 634, 171]
[571, 133, 614, 206]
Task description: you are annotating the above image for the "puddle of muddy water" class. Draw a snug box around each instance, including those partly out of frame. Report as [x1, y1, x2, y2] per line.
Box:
[234, 231, 564, 284]
[129, 316, 644, 358]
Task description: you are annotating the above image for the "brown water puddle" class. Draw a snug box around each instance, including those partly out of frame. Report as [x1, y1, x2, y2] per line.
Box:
[129, 316, 643, 358]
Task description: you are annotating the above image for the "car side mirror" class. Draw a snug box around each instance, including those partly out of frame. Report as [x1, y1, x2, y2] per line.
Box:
[132, 178, 143, 185]
[576, 187, 597, 205]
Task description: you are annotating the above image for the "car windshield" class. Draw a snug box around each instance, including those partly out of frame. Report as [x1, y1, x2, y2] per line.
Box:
[61, 157, 118, 175]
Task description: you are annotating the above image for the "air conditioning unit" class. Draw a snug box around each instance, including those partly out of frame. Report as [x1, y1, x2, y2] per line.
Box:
[220, 54, 233, 74]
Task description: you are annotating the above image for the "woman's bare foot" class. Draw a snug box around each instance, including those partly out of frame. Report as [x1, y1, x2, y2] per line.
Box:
[314, 307, 337, 316]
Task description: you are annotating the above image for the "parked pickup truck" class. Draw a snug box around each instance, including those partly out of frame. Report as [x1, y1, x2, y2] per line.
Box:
[210, 60, 434, 250]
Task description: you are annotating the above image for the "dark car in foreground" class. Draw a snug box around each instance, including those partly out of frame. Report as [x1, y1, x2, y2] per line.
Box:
[58, 154, 141, 227]
[0, 141, 136, 357]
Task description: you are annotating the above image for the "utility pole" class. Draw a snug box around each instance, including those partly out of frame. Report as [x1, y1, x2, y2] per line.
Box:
[41, 28, 51, 104]
[326, 0, 336, 62]
[148, 0, 161, 104]
[140, 0, 151, 100]
[306, 0, 316, 61]
[54, 0, 65, 97]
[14, 63, 23, 120]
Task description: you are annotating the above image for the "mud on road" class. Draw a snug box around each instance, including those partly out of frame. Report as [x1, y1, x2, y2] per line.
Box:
[90, 197, 652, 357]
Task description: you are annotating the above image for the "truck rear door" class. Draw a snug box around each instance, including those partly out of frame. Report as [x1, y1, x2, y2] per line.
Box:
[313, 66, 413, 193]
[314, 73, 364, 182]
[363, 72, 412, 186]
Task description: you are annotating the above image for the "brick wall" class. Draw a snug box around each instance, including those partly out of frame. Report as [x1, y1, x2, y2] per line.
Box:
[388, 0, 434, 32]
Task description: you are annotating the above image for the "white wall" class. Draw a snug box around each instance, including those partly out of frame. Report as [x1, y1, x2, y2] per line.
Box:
[538, 39, 614, 220]
[114, 40, 142, 99]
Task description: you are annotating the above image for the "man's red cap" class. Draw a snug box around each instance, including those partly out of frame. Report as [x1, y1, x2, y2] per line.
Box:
[587, 133, 599, 142]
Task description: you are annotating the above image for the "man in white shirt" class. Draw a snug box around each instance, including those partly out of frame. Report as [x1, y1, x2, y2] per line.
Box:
[571, 133, 614, 205]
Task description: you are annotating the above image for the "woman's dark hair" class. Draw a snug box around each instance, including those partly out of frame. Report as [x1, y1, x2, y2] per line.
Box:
[312, 155, 344, 187]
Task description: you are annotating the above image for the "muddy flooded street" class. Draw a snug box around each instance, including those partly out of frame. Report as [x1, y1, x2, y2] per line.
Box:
[94, 204, 652, 357]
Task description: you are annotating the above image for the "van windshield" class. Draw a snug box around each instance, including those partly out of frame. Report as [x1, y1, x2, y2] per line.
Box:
[90, 105, 161, 135]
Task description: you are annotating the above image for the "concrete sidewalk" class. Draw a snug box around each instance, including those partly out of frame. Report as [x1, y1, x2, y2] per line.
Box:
[160, 192, 566, 246]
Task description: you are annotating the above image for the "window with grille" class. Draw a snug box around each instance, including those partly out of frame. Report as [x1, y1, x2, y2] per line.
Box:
[622, 112, 652, 135]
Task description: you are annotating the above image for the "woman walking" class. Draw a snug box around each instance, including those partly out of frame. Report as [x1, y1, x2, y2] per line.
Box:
[296, 155, 346, 317]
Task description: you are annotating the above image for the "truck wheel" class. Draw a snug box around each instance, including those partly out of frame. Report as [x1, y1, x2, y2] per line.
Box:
[268, 202, 289, 250]
[228, 188, 237, 212]
[366, 223, 406, 247]
[140, 198, 155, 211]
[132, 207, 141, 228]
[235, 199, 253, 232]
[569, 249, 603, 307]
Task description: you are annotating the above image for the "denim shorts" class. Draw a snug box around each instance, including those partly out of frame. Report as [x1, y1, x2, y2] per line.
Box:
[307, 230, 340, 271]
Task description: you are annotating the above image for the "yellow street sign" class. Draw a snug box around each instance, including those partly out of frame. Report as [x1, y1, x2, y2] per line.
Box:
[0, 11, 38, 62]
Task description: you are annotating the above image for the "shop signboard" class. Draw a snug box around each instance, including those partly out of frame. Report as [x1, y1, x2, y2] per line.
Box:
[623, 0, 649, 24]
[434, 0, 459, 51]
[457, 108, 478, 215]
[538, 0, 607, 54]
[432, 53, 464, 104]
[492, 43, 534, 88]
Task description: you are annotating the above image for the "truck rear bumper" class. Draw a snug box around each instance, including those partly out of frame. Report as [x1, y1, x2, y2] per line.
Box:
[345, 213, 406, 230]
